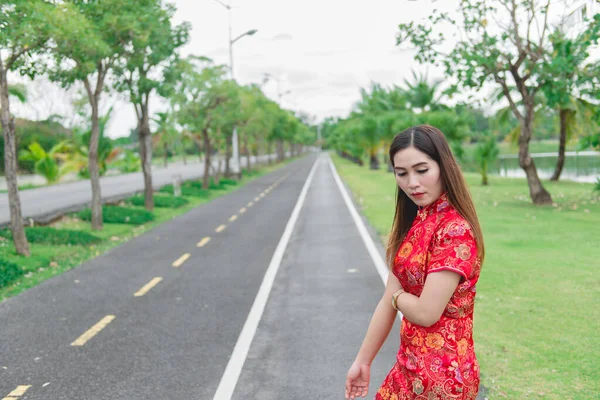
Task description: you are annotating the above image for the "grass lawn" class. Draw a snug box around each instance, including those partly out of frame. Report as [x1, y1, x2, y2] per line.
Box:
[0, 158, 293, 302]
[332, 152, 599, 400]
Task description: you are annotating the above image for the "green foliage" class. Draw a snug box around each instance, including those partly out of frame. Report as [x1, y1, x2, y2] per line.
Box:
[0, 227, 101, 245]
[159, 183, 210, 198]
[0, 258, 23, 289]
[77, 206, 154, 225]
[594, 178, 600, 193]
[18, 141, 72, 183]
[219, 178, 238, 186]
[126, 194, 189, 208]
[473, 131, 500, 185]
[113, 149, 141, 173]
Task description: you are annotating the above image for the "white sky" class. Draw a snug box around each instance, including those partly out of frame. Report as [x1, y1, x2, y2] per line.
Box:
[10, 0, 596, 138]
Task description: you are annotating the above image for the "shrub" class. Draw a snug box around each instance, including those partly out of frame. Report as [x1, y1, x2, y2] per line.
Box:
[595, 178, 600, 193]
[0, 258, 24, 289]
[127, 194, 189, 208]
[159, 184, 210, 198]
[77, 206, 154, 225]
[218, 178, 238, 186]
[0, 227, 101, 245]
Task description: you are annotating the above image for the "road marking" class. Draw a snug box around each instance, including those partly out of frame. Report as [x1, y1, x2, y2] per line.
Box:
[197, 237, 211, 247]
[212, 156, 320, 400]
[71, 315, 115, 346]
[254, 196, 260, 202]
[172, 253, 191, 268]
[240, 207, 247, 213]
[260, 193, 265, 198]
[229, 215, 238, 222]
[134, 277, 163, 297]
[215, 224, 226, 233]
[328, 157, 387, 283]
[3, 385, 31, 399]
[246, 201, 253, 207]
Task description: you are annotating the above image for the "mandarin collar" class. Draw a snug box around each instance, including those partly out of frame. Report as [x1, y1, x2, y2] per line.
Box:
[417, 192, 450, 219]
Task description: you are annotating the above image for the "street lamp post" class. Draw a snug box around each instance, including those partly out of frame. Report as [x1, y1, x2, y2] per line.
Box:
[213, 0, 257, 178]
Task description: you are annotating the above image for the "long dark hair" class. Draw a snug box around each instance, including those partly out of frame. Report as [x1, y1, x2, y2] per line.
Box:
[386, 125, 485, 268]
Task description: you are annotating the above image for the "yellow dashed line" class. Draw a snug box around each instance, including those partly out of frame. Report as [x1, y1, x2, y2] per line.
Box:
[71, 315, 115, 346]
[3, 385, 31, 399]
[216, 224, 226, 233]
[172, 253, 191, 268]
[240, 207, 247, 214]
[260, 193, 265, 198]
[134, 277, 162, 297]
[254, 196, 260, 201]
[229, 215, 238, 222]
[247, 201, 253, 207]
[197, 237, 211, 247]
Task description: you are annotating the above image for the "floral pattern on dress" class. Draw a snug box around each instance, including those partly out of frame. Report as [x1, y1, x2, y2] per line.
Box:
[375, 193, 482, 400]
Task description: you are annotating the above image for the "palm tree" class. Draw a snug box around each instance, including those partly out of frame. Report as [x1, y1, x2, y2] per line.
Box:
[402, 70, 449, 112]
[18, 140, 72, 184]
[152, 111, 178, 167]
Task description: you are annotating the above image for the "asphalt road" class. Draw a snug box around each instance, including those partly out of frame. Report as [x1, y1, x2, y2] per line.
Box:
[0, 152, 400, 399]
[0, 154, 279, 228]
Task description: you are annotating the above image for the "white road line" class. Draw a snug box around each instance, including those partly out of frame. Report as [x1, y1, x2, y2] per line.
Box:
[328, 156, 388, 283]
[211, 157, 321, 400]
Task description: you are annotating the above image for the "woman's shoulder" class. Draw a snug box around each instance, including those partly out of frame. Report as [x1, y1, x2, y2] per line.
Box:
[435, 206, 474, 239]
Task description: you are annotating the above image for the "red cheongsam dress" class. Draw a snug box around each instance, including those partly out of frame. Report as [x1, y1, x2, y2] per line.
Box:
[376, 193, 482, 400]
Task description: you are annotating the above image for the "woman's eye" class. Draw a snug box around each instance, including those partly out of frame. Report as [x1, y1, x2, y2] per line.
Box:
[396, 172, 407, 177]
[417, 169, 429, 174]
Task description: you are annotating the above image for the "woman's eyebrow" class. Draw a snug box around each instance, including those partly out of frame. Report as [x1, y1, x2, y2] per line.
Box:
[394, 162, 429, 170]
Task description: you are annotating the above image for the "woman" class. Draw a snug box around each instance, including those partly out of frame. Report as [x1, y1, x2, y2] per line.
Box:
[345, 125, 485, 400]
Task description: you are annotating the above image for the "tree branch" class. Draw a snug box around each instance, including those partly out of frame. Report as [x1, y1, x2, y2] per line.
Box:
[495, 72, 523, 122]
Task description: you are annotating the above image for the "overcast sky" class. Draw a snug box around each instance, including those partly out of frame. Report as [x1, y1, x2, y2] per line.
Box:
[10, 0, 595, 138]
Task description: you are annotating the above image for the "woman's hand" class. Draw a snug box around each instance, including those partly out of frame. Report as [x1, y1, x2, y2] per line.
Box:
[345, 361, 370, 399]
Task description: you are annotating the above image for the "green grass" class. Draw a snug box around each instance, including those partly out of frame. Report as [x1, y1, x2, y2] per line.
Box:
[0, 157, 298, 302]
[332, 153, 600, 400]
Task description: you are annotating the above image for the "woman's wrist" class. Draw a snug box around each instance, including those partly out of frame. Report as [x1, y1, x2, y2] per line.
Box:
[391, 289, 406, 311]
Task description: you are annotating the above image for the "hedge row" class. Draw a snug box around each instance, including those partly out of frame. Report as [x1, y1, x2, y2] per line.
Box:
[127, 194, 189, 208]
[0, 227, 102, 246]
[77, 206, 155, 225]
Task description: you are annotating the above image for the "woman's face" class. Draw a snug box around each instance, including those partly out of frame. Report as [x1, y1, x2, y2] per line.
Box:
[392, 146, 443, 207]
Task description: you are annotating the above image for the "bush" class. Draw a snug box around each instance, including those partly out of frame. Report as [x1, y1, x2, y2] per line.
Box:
[0, 227, 101, 245]
[127, 194, 189, 208]
[0, 258, 24, 289]
[594, 178, 600, 193]
[218, 178, 238, 186]
[77, 206, 155, 225]
[159, 184, 210, 198]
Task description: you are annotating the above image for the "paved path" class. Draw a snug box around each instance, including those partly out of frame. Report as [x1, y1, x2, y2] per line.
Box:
[0, 154, 279, 228]
[0, 152, 400, 399]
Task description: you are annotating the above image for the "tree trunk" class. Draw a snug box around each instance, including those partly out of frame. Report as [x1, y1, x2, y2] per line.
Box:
[0, 65, 29, 256]
[163, 141, 168, 168]
[520, 102, 552, 205]
[224, 133, 231, 177]
[277, 139, 284, 162]
[481, 160, 488, 186]
[267, 141, 273, 164]
[550, 108, 567, 181]
[138, 104, 154, 211]
[202, 128, 211, 190]
[245, 136, 251, 173]
[182, 140, 187, 165]
[88, 97, 103, 230]
[369, 151, 380, 170]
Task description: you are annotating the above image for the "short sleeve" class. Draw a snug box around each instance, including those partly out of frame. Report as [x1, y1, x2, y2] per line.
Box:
[427, 218, 478, 281]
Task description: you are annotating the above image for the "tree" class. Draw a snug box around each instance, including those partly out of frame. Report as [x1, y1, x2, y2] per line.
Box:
[402, 69, 451, 112]
[18, 140, 71, 184]
[174, 57, 238, 189]
[49, 0, 139, 229]
[398, 0, 557, 204]
[1, 1, 82, 255]
[539, 19, 600, 180]
[474, 131, 499, 186]
[113, 0, 190, 210]
[152, 111, 178, 167]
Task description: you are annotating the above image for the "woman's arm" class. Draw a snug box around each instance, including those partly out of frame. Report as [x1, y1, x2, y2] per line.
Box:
[353, 271, 403, 366]
[394, 270, 461, 327]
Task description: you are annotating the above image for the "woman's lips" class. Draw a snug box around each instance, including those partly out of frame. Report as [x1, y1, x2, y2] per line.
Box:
[412, 192, 424, 199]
